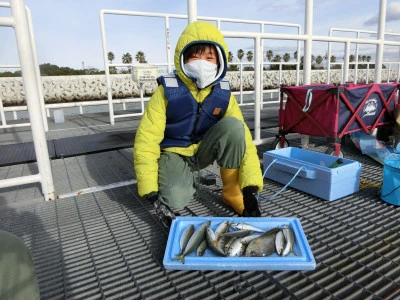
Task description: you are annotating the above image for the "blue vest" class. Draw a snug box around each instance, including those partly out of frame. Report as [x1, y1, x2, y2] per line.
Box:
[157, 74, 231, 148]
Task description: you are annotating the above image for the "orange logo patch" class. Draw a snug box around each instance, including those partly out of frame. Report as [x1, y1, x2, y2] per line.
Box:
[213, 108, 221, 115]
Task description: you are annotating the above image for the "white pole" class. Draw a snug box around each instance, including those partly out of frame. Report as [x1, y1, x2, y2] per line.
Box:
[10, 0, 55, 200]
[375, 0, 387, 83]
[343, 41, 350, 83]
[165, 17, 172, 73]
[254, 36, 262, 142]
[26, 7, 48, 132]
[100, 10, 115, 124]
[187, 0, 197, 24]
[303, 0, 313, 85]
[301, 0, 313, 149]
[354, 31, 360, 84]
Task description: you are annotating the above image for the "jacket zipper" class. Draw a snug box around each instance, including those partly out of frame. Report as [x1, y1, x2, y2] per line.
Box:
[190, 101, 203, 143]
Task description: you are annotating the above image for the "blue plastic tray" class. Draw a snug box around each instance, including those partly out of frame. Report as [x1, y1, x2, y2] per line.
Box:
[163, 216, 316, 271]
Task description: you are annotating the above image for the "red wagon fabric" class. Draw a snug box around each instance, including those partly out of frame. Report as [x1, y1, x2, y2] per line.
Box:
[278, 83, 399, 155]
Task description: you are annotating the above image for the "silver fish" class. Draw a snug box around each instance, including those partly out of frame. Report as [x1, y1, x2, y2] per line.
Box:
[281, 225, 296, 257]
[196, 239, 207, 256]
[275, 229, 285, 256]
[226, 237, 242, 256]
[240, 234, 261, 246]
[222, 229, 253, 238]
[178, 224, 195, 255]
[230, 222, 265, 233]
[173, 220, 211, 264]
[217, 235, 231, 250]
[245, 227, 280, 257]
[206, 226, 226, 257]
[215, 220, 230, 239]
[237, 242, 247, 257]
[224, 236, 237, 253]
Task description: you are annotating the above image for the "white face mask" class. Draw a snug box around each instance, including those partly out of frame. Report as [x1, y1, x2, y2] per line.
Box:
[184, 59, 218, 89]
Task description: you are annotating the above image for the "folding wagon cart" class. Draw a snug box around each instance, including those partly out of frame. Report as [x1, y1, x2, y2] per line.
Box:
[272, 83, 400, 157]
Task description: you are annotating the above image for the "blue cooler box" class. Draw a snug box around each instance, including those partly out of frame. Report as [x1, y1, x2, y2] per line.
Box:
[263, 147, 361, 201]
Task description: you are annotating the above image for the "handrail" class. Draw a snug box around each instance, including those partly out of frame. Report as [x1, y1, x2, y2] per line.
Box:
[0, 0, 55, 200]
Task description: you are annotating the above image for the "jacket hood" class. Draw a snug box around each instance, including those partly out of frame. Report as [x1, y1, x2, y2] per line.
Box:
[174, 21, 228, 89]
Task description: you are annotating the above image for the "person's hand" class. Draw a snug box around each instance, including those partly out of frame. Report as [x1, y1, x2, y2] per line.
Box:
[242, 186, 261, 217]
[148, 195, 176, 229]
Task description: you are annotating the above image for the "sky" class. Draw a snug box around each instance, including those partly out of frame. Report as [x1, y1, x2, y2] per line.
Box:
[2, 0, 400, 71]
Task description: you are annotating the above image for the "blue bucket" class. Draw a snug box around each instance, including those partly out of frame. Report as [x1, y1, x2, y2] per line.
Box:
[381, 160, 400, 206]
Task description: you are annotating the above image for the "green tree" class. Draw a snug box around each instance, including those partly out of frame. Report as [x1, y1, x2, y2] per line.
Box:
[366, 55, 372, 62]
[283, 53, 291, 62]
[228, 51, 234, 63]
[246, 50, 253, 62]
[135, 51, 147, 63]
[349, 54, 355, 62]
[316, 55, 323, 65]
[122, 53, 133, 64]
[330, 55, 336, 63]
[266, 50, 273, 62]
[272, 55, 281, 62]
[122, 52, 133, 72]
[294, 51, 298, 61]
[107, 51, 115, 64]
[237, 49, 244, 62]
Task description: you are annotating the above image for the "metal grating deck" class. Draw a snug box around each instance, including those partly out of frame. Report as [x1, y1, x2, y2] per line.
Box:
[1, 110, 400, 299]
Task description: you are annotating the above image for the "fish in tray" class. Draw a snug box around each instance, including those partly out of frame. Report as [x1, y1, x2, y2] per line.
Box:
[173, 221, 297, 263]
[173, 220, 210, 264]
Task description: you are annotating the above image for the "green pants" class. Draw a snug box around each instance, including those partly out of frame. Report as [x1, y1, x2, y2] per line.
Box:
[0, 230, 40, 300]
[158, 117, 245, 209]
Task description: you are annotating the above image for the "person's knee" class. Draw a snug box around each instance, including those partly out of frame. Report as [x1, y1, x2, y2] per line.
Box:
[160, 183, 194, 209]
[220, 117, 244, 140]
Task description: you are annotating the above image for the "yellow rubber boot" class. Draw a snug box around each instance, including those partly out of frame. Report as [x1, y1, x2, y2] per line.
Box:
[220, 167, 244, 214]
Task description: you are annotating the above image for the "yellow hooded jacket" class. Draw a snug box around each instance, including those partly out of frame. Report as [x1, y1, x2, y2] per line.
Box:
[133, 21, 263, 197]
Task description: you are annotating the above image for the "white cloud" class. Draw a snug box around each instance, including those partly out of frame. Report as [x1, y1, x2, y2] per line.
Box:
[364, 1, 400, 26]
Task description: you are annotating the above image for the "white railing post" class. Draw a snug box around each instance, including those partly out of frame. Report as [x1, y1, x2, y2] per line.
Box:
[375, 0, 387, 83]
[253, 36, 262, 143]
[165, 17, 172, 73]
[343, 41, 350, 83]
[187, 0, 197, 24]
[99, 10, 115, 125]
[10, 0, 55, 200]
[301, 0, 313, 149]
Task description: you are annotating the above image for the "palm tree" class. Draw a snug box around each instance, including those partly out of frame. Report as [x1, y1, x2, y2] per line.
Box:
[122, 52, 133, 72]
[330, 55, 336, 63]
[362, 55, 367, 62]
[266, 50, 273, 62]
[316, 55, 323, 65]
[122, 52, 132, 64]
[283, 53, 291, 63]
[135, 51, 147, 63]
[294, 51, 298, 61]
[107, 51, 115, 64]
[228, 51, 234, 63]
[366, 55, 372, 62]
[237, 49, 244, 62]
[246, 51, 253, 62]
[349, 54, 355, 62]
[272, 55, 281, 62]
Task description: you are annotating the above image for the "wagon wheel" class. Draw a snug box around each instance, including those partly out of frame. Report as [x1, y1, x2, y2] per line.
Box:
[324, 147, 344, 158]
[271, 137, 289, 150]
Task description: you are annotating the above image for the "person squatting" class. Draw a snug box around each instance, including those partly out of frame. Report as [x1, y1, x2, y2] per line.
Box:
[134, 21, 264, 228]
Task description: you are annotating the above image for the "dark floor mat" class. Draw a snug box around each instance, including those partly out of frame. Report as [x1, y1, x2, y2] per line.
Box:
[0, 141, 56, 167]
[53, 130, 134, 158]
